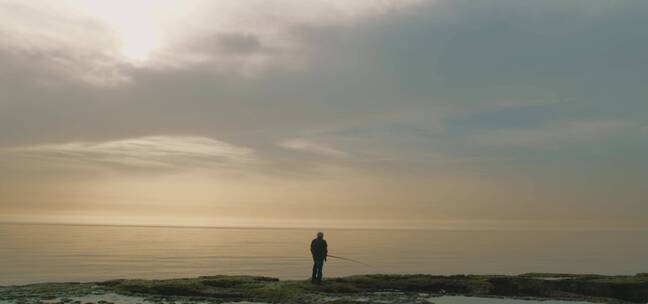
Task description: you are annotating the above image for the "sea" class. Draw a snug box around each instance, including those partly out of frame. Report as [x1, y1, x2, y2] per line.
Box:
[1, 223, 647, 286]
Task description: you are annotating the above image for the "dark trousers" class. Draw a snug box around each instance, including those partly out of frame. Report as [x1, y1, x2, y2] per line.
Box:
[312, 258, 324, 282]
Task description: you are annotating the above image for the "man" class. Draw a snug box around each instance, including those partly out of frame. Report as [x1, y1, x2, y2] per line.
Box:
[310, 231, 328, 283]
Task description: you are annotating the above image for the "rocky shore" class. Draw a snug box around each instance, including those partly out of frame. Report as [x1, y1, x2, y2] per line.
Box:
[2, 273, 648, 304]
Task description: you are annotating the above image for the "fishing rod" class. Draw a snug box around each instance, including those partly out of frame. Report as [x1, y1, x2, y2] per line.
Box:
[327, 254, 372, 267]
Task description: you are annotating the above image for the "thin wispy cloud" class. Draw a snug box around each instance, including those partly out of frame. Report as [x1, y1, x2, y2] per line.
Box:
[471, 120, 636, 149]
[277, 138, 350, 158]
[3, 136, 257, 170]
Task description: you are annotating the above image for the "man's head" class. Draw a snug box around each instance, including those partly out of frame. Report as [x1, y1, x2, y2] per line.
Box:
[317, 232, 324, 239]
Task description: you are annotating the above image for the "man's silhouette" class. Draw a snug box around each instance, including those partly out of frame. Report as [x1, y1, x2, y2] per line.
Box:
[310, 231, 328, 283]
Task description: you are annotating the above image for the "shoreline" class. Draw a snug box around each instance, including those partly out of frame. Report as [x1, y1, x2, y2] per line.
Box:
[2, 273, 648, 304]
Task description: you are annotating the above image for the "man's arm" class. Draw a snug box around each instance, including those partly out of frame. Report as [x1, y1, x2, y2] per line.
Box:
[323, 240, 328, 261]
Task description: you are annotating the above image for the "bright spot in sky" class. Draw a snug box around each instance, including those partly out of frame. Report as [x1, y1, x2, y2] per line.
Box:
[2, 0, 424, 66]
[78, 0, 169, 62]
[117, 27, 161, 62]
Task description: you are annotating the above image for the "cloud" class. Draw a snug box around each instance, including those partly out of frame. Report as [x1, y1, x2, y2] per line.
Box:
[471, 120, 635, 149]
[0, 1, 131, 86]
[277, 138, 350, 158]
[641, 125, 648, 135]
[2, 136, 257, 170]
[0, 0, 424, 84]
[1, 1, 647, 228]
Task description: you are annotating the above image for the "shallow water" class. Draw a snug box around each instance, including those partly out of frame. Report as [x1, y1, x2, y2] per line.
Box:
[1, 223, 648, 285]
[431, 296, 596, 304]
[0, 295, 601, 304]
[57, 293, 146, 304]
[1, 293, 269, 304]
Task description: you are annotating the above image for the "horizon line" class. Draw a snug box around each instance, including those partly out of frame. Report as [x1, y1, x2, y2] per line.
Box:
[1, 220, 647, 232]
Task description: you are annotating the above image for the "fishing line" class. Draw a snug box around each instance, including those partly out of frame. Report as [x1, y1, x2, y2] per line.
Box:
[326, 254, 372, 267]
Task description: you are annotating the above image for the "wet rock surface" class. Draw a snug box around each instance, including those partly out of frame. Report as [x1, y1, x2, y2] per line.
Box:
[2, 274, 647, 304]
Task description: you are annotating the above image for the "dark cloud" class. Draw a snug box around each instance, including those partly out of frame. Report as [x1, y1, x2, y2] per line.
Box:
[217, 33, 264, 54]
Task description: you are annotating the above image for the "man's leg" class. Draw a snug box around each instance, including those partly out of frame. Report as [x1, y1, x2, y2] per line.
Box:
[312, 259, 318, 282]
[316, 259, 324, 282]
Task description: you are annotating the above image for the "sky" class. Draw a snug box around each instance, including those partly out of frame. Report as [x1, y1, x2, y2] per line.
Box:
[0, 0, 646, 230]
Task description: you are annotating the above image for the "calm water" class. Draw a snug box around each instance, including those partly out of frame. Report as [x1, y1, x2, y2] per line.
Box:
[1, 224, 647, 285]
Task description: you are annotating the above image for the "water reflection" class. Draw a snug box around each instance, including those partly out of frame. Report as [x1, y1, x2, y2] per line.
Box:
[1, 224, 647, 285]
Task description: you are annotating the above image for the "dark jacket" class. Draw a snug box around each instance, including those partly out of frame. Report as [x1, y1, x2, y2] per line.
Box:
[310, 237, 328, 260]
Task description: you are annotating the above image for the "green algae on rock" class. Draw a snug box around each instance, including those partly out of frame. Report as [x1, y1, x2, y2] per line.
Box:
[2, 273, 648, 304]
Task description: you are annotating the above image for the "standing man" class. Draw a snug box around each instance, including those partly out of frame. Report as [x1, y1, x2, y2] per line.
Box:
[310, 231, 328, 283]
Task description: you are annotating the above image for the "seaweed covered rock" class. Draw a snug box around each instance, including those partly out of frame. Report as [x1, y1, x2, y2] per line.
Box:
[3, 273, 648, 304]
[488, 273, 648, 303]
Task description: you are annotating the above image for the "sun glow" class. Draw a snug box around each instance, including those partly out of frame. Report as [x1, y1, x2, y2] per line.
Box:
[117, 26, 161, 62]
[78, 0, 169, 62]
